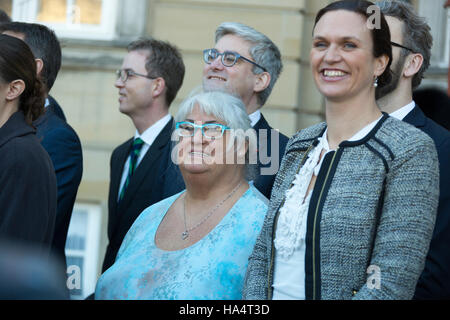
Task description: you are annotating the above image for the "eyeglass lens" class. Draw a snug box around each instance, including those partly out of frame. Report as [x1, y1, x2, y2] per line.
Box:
[204, 49, 238, 67]
[178, 122, 225, 138]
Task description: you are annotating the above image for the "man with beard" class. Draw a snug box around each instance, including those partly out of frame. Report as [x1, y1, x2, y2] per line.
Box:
[376, 1, 450, 300]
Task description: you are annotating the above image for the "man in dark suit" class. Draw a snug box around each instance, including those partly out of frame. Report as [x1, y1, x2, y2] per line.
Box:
[201, 22, 289, 199]
[0, 22, 83, 273]
[376, 1, 450, 299]
[101, 38, 185, 273]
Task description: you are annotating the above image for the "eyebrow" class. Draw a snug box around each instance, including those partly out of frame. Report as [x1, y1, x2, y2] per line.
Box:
[313, 36, 362, 42]
[184, 119, 219, 124]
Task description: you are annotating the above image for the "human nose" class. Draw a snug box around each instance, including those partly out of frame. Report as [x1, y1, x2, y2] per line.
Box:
[191, 126, 205, 144]
[209, 54, 224, 70]
[115, 76, 125, 88]
[323, 45, 342, 63]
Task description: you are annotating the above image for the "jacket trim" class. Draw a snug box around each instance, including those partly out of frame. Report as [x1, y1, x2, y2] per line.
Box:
[339, 113, 389, 148]
[305, 147, 343, 300]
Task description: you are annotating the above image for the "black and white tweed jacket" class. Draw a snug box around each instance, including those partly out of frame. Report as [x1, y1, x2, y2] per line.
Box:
[243, 113, 439, 300]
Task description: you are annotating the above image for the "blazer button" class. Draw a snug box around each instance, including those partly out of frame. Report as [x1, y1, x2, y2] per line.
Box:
[352, 289, 358, 296]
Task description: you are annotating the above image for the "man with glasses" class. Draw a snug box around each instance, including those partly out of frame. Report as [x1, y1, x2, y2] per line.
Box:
[201, 22, 289, 199]
[101, 38, 185, 273]
[376, 1, 450, 300]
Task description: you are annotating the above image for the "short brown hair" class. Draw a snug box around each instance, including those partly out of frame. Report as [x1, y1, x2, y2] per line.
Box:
[127, 38, 185, 107]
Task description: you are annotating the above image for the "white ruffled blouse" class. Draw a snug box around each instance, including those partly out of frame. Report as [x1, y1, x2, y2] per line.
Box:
[272, 116, 382, 300]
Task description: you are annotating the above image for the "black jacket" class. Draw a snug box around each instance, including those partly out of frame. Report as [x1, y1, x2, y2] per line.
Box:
[102, 119, 175, 272]
[408, 105, 450, 299]
[34, 100, 83, 269]
[0, 111, 57, 258]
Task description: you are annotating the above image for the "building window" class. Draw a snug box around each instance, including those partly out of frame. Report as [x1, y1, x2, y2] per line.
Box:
[9, 0, 119, 40]
[65, 202, 102, 299]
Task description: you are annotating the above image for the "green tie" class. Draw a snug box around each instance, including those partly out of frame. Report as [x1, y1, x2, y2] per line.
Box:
[119, 138, 145, 201]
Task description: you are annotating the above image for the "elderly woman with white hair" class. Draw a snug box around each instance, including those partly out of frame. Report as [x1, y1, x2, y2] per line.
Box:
[95, 90, 268, 300]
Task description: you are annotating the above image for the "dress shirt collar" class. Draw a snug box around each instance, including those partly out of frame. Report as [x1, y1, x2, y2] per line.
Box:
[248, 110, 262, 127]
[134, 114, 172, 146]
[389, 101, 416, 121]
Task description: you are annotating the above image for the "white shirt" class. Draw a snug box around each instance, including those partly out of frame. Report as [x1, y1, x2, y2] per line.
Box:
[389, 101, 415, 121]
[248, 110, 262, 127]
[117, 114, 172, 200]
[272, 115, 383, 300]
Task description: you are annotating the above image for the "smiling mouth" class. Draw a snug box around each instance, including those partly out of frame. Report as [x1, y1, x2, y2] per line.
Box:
[321, 69, 348, 77]
[189, 151, 210, 158]
[208, 75, 226, 82]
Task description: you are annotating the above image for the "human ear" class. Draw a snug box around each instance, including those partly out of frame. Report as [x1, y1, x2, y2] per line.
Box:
[374, 54, 390, 78]
[5, 79, 26, 101]
[254, 71, 271, 93]
[403, 53, 423, 78]
[152, 77, 166, 99]
[35, 58, 44, 77]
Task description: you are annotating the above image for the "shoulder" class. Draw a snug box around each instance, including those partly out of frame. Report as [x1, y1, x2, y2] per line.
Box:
[422, 117, 450, 149]
[37, 112, 82, 152]
[247, 184, 269, 208]
[111, 138, 133, 157]
[134, 191, 183, 227]
[286, 122, 326, 152]
[377, 117, 436, 156]
[1, 135, 52, 174]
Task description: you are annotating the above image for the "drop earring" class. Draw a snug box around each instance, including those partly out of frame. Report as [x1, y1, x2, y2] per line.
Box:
[373, 77, 378, 88]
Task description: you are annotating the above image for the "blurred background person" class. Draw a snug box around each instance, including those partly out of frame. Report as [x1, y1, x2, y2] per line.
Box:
[243, 0, 439, 300]
[376, 1, 450, 299]
[0, 9, 11, 24]
[0, 241, 68, 300]
[0, 22, 83, 275]
[0, 34, 57, 258]
[95, 91, 267, 300]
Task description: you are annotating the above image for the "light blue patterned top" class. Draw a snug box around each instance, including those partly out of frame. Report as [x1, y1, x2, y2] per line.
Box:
[95, 184, 268, 300]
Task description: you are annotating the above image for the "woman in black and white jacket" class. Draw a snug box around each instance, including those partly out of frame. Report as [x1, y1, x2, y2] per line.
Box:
[243, 0, 439, 300]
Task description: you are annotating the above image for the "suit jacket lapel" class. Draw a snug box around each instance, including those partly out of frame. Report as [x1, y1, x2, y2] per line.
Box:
[403, 105, 427, 129]
[108, 138, 133, 236]
[253, 114, 272, 166]
[116, 119, 173, 211]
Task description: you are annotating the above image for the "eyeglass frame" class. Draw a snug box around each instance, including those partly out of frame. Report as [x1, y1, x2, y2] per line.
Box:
[116, 69, 157, 83]
[175, 121, 231, 139]
[390, 41, 414, 53]
[202, 48, 268, 72]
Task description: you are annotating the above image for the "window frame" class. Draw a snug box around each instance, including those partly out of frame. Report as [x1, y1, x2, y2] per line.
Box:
[11, 0, 119, 40]
[65, 202, 102, 299]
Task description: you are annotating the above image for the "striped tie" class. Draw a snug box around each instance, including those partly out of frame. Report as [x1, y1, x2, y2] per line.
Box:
[119, 137, 145, 201]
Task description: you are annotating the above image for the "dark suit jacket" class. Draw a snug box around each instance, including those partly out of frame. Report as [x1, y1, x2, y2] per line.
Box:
[102, 118, 175, 272]
[47, 95, 67, 122]
[406, 106, 450, 299]
[252, 114, 289, 199]
[34, 101, 83, 269]
[0, 111, 57, 258]
[161, 113, 290, 200]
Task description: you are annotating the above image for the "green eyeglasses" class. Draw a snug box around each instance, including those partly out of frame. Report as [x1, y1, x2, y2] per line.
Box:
[176, 121, 230, 139]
